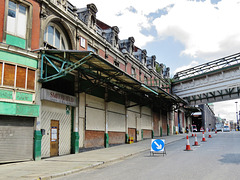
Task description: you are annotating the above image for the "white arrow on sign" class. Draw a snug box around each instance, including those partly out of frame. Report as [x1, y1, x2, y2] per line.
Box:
[154, 141, 162, 150]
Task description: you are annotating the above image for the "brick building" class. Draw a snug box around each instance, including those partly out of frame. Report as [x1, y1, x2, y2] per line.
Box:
[0, 0, 190, 163]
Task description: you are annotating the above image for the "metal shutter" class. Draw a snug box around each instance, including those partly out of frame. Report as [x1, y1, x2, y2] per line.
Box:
[0, 115, 34, 163]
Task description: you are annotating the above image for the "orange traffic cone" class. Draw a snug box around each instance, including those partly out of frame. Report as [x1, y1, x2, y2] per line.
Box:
[208, 133, 212, 138]
[215, 130, 217, 134]
[185, 136, 192, 151]
[202, 132, 206, 142]
[193, 134, 199, 146]
[192, 133, 194, 137]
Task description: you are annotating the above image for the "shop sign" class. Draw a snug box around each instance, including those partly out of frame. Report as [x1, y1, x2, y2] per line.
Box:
[41, 88, 78, 107]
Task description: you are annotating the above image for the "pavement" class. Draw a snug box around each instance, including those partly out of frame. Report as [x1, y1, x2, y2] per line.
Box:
[0, 133, 191, 180]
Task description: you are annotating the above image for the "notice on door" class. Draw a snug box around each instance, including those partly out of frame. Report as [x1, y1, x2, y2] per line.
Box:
[51, 127, 57, 142]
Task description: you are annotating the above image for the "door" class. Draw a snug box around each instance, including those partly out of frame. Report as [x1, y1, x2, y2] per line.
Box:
[50, 120, 59, 157]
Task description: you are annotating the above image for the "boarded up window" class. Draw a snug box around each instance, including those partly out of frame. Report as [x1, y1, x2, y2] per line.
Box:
[0, 62, 2, 84]
[27, 69, 35, 90]
[16, 66, 26, 88]
[3, 64, 15, 86]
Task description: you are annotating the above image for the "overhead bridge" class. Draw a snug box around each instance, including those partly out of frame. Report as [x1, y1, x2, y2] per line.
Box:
[172, 52, 240, 105]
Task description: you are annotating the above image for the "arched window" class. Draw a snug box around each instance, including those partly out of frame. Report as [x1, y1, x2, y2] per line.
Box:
[44, 23, 68, 50]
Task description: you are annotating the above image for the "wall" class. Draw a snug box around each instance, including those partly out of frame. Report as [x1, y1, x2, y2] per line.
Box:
[0, 0, 5, 42]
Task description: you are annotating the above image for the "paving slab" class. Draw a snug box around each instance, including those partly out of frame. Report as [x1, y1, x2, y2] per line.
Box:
[0, 134, 187, 180]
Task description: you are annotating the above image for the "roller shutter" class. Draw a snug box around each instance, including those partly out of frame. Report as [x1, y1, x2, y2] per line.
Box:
[0, 116, 34, 163]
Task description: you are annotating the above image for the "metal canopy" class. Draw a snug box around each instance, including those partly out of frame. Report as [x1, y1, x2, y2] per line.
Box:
[37, 49, 180, 109]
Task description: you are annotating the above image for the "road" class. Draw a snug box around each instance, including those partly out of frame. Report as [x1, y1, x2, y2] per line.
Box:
[55, 132, 240, 180]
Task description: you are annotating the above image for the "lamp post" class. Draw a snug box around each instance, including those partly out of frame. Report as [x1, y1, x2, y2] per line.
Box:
[235, 102, 239, 131]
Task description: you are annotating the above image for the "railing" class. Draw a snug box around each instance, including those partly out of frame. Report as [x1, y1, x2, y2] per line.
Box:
[174, 52, 240, 80]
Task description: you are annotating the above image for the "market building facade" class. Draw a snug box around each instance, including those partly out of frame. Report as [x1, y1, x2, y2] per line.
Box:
[0, 0, 190, 163]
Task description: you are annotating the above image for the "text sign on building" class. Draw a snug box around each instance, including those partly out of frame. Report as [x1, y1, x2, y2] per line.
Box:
[151, 139, 165, 152]
[41, 88, 78, 107]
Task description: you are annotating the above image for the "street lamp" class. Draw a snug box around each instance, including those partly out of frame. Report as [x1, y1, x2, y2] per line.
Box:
[235, 102, 239, 131]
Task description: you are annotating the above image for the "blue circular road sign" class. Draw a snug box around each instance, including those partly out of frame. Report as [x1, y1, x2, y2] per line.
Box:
[151, 139, 165, 152]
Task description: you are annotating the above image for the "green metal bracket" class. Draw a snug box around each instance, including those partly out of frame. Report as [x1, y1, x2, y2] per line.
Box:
[40, 52, 93, 82]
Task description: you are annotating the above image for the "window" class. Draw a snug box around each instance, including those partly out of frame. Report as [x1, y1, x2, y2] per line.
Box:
[16, 66, 26, 88]
[80, 37, 86, 48]
[0, 61, 35, 90]
[3, 64, 15, 86]
[144, 76, 148, 85]
[131, 67, 136, 78]
[44, 23, 68, 50]
[7, 1, 27, 38]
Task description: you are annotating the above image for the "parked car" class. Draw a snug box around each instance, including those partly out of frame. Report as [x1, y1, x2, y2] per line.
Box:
[192, 125, 197, 132]
[200, 127, 204, 132]
[223, 126, 230, 132]
[216, 123, 223, 132]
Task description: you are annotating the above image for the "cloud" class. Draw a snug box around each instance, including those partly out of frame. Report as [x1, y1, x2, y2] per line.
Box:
[174, 60, 199, 74]
[153, 0, 240, 60]
[69, 0, 240, 62]
[214, 99, 239, 122]
[69, 0, 175, 47]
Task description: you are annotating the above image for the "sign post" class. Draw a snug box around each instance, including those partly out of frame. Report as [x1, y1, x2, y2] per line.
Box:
[150, 139, 166, 156]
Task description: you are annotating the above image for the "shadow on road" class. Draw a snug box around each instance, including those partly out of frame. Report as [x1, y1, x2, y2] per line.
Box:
[219, 153, 240, 165]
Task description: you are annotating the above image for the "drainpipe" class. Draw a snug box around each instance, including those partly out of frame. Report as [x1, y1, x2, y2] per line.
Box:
[104, 88, 109, 148]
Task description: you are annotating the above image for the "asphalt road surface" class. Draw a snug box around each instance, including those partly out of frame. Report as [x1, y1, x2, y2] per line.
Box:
[55, 132, 240, 180]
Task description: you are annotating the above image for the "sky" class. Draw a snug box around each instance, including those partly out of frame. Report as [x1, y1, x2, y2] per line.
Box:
[69, 0, 240, 122]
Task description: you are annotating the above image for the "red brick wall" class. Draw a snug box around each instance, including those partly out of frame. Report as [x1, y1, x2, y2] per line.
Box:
[98, 48, 105, 59]
[108, 55, 114, 64]
[85, 130, 104, 148]
[142, 129, 152, 139]
[139, 72, 144, 83]
[31, 0, 41, 50]
[135, 68, 139, 81]
[0, 0, 5, 42]
[126, 62, 131, 74]
[128, 128, 136, 141]
[119, 63, 125, 71]
[108, 131, 125, 145]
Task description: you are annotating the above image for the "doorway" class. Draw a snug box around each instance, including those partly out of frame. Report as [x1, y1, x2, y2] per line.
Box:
[50, 120, 59, 157]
